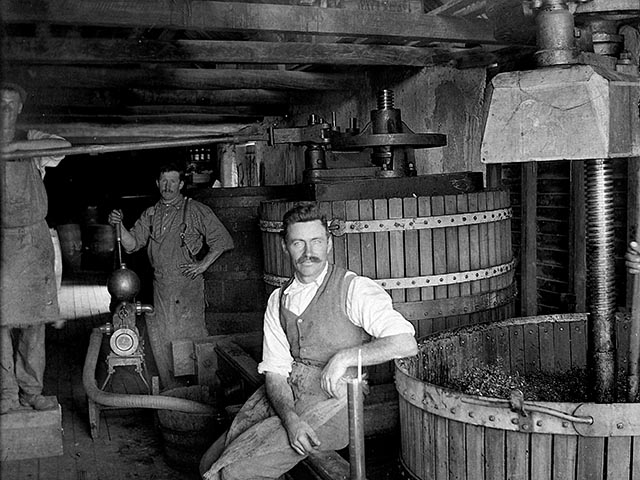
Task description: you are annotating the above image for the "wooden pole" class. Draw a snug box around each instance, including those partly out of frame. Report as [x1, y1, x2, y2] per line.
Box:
[628, 158, 640, 402]
[0, 134, 266, 160]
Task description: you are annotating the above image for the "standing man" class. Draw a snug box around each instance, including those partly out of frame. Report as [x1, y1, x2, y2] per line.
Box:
[200, 202, 417, 480]
[108, 163, 234, 389]
[0, 82, 71, 414]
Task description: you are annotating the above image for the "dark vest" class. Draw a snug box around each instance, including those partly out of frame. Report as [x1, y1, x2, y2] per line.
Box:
[279, 264, 370, 367]
[1, 130, 49, 228]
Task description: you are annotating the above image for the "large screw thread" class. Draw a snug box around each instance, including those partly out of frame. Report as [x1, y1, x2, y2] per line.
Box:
[377, 90, 395, 110]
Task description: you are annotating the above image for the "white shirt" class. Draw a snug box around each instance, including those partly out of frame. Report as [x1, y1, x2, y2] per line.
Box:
[257, 263, 416, 377]
[28, 130, 66, 178]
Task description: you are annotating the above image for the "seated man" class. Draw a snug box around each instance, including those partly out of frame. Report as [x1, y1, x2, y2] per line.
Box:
[200, 202, 418, 480]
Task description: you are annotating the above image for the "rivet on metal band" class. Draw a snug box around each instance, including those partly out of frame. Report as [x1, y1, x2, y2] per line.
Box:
[263, 258, 517, 289]
[259, 207, 513, 235]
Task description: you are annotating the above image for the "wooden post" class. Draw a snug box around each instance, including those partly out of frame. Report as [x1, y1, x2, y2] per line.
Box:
[486, 164, 502, 189]
[628, 158, 640, 310]
[570, 160, 587, 312]
[521, 162, 537, 316]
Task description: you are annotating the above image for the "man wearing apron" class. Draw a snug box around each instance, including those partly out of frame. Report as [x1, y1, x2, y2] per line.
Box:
[200, 202, 417, 480]
[108, 163, 233, 389]
[0, 82, 71, 414]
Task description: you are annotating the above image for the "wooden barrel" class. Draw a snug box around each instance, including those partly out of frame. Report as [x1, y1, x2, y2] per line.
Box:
[259, 190, 516, 338]
[84, 224, 116, 257]
[83, 224, 116, 270]
[157, 385, 227, 473]
[56, 223, 82, 272]
[395, 313, 638, 480]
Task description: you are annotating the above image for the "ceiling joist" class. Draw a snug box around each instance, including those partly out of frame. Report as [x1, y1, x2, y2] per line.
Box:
[4, 0, 502, 45]
[7, 65, 362, 90]
[6, 37, 449, 67]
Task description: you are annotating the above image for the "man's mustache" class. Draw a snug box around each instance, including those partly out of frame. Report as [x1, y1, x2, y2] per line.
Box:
[297, 256, 321, 264]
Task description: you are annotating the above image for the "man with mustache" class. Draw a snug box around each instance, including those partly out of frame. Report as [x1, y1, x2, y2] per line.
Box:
[200, 202, 417, 480]
[108, 163, 233, 389]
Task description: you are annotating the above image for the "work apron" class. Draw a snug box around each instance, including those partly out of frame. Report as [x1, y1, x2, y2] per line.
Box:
[146, 199, 208, 390]
[0, 220, 59, 327]
[204, 362, 350, 480]
[148, 272, 207, 389]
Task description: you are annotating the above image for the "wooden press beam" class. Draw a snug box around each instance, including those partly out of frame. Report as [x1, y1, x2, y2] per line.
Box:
[4, 0, 502, 45]
[5, 65, 360, 91]
[6, 37, 449, 67]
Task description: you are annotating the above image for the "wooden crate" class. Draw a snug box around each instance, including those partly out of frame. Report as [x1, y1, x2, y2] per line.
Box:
[0, 397, 63, 461]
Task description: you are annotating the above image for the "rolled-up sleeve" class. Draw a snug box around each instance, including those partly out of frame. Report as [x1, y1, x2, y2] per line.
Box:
[127, 208, 153, 253]
[347, 276, 415, 338]
[28, 130, 68, 173]
[257, 289, 294, 377]
[196, 203, 234, 253]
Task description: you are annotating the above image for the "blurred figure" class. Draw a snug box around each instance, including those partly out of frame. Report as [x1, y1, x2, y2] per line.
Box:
[0, 82, 71, 414]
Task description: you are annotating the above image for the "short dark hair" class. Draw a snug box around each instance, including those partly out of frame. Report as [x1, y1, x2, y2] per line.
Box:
[281, 202, 329, 239]
[0, 82, 27, 104]
[157, 162, 185, 181]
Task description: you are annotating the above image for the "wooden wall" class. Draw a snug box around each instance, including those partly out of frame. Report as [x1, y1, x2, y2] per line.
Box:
[261, 65, 488, 185]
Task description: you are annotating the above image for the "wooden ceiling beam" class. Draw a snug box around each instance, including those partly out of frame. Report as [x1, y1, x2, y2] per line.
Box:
[6, 37, 445, 67]
[19, 113, 268, 124]
[22, 104, 288, 117]
[16, 122, 266, 140]
[24, 88, 294, 108]
[6, 65, 361, 90]
[5, 0, 502, 45]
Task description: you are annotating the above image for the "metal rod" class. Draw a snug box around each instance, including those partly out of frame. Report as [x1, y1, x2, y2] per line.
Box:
[347, 376, 366, 480]
[0, 134, 266, 160]
[115, 222, 123, 267]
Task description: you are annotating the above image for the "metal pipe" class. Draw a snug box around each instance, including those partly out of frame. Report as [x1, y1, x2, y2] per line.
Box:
[0, 134, 265, 160]
[585, 158, 617, 402]
[83, 327, 215, 413]
[347, 377, 366, 480]
[534, 0, 578, 66]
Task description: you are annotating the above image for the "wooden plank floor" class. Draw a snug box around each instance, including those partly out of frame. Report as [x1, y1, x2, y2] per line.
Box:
[0, 270, 199, 480]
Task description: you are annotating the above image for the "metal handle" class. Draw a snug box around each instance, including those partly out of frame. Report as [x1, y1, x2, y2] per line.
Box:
[115, 222, 123, 266]
[462, 395, 593, 425]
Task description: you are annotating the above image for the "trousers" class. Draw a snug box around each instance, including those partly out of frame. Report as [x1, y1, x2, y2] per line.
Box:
[202, 362, 349, 480]
[0, 324, 46, 401]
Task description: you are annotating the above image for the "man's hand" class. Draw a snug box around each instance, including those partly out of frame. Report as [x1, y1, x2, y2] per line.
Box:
[627, 241, 640, 275]
[283, 415, 321, 456]
[179, 261, 207, 279]
[320, 353, 348, 398]
[108, 209, 123, 226]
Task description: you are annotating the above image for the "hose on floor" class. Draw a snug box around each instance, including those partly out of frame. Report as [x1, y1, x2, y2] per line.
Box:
[82, 327, 214, 413]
